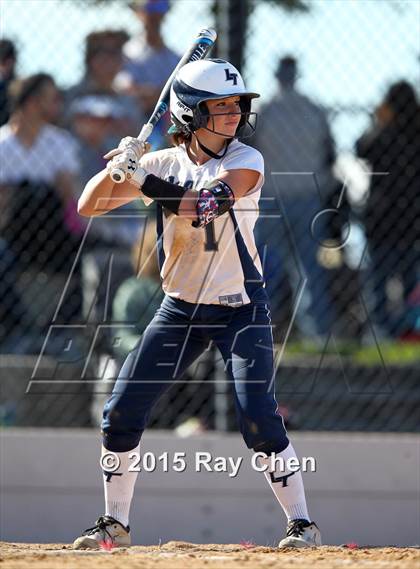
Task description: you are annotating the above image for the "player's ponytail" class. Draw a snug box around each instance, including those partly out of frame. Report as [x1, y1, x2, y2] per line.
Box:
[170, 131, 192, 146]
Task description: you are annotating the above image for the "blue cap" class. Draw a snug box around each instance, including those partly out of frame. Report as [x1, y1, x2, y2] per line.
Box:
[130, 0, 170, 14]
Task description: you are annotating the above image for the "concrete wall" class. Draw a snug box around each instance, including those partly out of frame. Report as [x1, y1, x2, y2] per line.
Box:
[0, 429, 419, 547]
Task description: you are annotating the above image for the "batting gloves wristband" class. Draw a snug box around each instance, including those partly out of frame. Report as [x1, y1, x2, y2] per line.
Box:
[128, 166, 148, 189]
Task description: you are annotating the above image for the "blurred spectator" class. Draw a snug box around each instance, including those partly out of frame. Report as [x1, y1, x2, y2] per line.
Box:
[116, 0, 178, 148]
[65, 30, 142, 137]
[254, 56, 337, 339]
[68, 94, 146, 326]
[69, 95, 125, 185]
[0, 239, 27, 353]
[112, 221, 163, 361]
[356, 81, 420, 338]
[400, 284, 420, 341]
[91, 223, 210, 432]
[0, 39, 17, 127]
[90, 221, 162, 425]
[0, 73, 83, 348]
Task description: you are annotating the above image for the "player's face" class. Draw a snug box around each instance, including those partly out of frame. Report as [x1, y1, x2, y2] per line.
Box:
[205, 96, 242, 137]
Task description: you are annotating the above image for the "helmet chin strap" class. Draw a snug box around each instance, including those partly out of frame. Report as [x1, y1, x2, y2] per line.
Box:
[192, 132, 232, 160]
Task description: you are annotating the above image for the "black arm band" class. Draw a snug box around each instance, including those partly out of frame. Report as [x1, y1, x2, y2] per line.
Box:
[141, 174, 187, 215]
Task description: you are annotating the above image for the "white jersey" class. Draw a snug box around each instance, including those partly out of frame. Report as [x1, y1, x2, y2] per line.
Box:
[139, 140, 267, 306]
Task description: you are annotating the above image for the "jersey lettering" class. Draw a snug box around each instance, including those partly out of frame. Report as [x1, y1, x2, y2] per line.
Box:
[165, 176, 194, 189]
[204, 222, 218, 251]
[143, 141, 263, 305]
[165, 177, 217, 251]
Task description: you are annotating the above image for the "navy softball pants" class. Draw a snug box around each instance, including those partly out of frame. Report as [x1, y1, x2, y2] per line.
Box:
[102, 296, 289, 454]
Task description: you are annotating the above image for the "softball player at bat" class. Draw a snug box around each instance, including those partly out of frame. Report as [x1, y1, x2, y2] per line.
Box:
[73, 59, 322, 549]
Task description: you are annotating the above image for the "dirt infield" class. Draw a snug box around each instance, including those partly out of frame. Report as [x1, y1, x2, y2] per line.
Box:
[1, 541, 419, 569]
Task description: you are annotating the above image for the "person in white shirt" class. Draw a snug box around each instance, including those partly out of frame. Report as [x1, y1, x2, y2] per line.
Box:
[0, 73, 79, 198]
[73, 59, 322, 550]
[0, 73, 83, 330]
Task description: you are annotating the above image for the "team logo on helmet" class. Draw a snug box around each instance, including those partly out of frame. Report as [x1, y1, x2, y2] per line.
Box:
[224, 68, 238, 85]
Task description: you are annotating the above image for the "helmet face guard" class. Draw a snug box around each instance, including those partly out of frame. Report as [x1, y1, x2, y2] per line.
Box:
[195, 109, 258, 139]
[170, 93, 258, 139]
[169, 59, 260, 139]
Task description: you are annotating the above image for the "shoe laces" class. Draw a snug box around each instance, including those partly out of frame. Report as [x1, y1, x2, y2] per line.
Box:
[286, 519, 311, 538]
[84, 516, 118, 539]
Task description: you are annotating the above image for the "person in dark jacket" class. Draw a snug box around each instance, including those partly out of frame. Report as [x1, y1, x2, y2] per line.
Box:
[0, 39, 17, 127]
[356, 81, 420, 337]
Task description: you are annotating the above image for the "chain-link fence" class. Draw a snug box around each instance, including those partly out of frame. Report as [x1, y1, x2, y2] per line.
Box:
[1, 0, 419, 432]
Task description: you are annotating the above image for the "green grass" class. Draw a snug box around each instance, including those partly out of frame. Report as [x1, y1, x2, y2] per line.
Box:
[281, 339, 420, 366]
[354, 342, 420, 366]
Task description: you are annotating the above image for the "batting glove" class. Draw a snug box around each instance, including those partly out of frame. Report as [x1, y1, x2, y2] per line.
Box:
[106, 149, 138, 179]
[103, 137, 149, 161]
[106, 151, 147, 187]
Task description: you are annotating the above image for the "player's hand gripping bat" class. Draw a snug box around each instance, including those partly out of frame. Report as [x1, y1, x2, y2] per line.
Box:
[110, 27, 217, 183]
